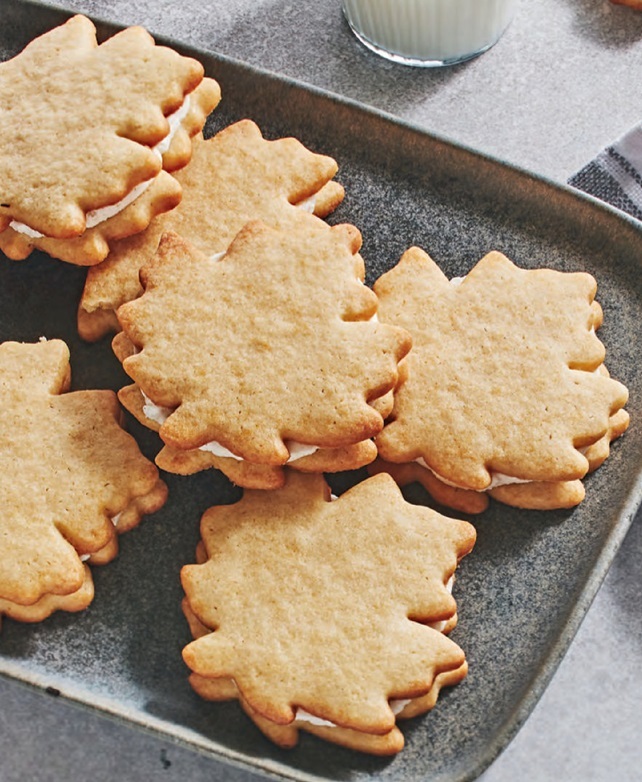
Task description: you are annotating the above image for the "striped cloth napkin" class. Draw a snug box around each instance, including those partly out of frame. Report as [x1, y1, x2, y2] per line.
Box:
[569, 124, 642, 222]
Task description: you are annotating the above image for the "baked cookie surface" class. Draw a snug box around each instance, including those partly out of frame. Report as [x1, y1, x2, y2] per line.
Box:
[182, 471, 476, 754]
[0, 339, 167, 627]
[116, 223, 410, 487]
[374, 248, 628, 506]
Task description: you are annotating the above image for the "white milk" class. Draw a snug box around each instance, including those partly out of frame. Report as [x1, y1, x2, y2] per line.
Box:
[342, 0, 516, 67]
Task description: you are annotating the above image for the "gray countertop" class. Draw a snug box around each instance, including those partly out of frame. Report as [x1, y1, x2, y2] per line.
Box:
[1, 1, 642, 780]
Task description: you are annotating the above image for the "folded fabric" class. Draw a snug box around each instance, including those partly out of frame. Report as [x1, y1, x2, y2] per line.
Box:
[569, 123, 642, 221]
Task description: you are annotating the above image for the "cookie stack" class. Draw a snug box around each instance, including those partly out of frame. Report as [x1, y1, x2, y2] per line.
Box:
[371, 248, 629, 511]
[0, 15, 220, 265]
[113, 220, 411, 489]
[0, 340, 167, 628]
[180, 471, 476, 754]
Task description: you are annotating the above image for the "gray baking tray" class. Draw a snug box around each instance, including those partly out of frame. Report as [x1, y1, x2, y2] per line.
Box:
[1, 2, 642, 781]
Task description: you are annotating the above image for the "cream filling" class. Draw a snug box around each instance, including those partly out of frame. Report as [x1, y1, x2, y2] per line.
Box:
[294, 576, 454, 729]
[10, 95, 191, 239]
[140, 391, 319, 464]
[10, 222, 44, 239]
[198, 438, 319, 463]
[415, 447, 592, 492]
[415, 457, 533, 491]
[295, 194, 317, 213]
[78, 512, 122, 562]
[141, 393, 172, 425]
[427, 575, 455, 633]
[84, 178, 156, 230]
[293, 698, 412, 729]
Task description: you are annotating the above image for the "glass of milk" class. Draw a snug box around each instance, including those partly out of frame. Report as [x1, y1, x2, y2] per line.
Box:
[342, 0, 517, 67]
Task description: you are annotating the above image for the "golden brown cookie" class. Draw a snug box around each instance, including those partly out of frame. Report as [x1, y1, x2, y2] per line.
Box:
[0, 15, 220, 264]
[374, 248, 628, 507]
[181, 471, 476, 754]
[115, 224, 411, 488]
[185, 578, 464, 754]
[0, 339, 167, 628]
[0, 566, 95, 626]
[79, 120, 344, 339]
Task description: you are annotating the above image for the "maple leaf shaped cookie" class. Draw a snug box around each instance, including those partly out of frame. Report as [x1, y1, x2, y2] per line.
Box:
[116, 224, 411, 488]
[374, 248, 629, 500]
[0, 339, 167, 627]
[0, 15, 220, 262]
[181, 471, 476, 754]
[78, 120, 344, 340]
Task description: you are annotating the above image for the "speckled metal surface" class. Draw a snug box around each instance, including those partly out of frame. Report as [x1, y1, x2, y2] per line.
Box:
[1, 2, 642, 782]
